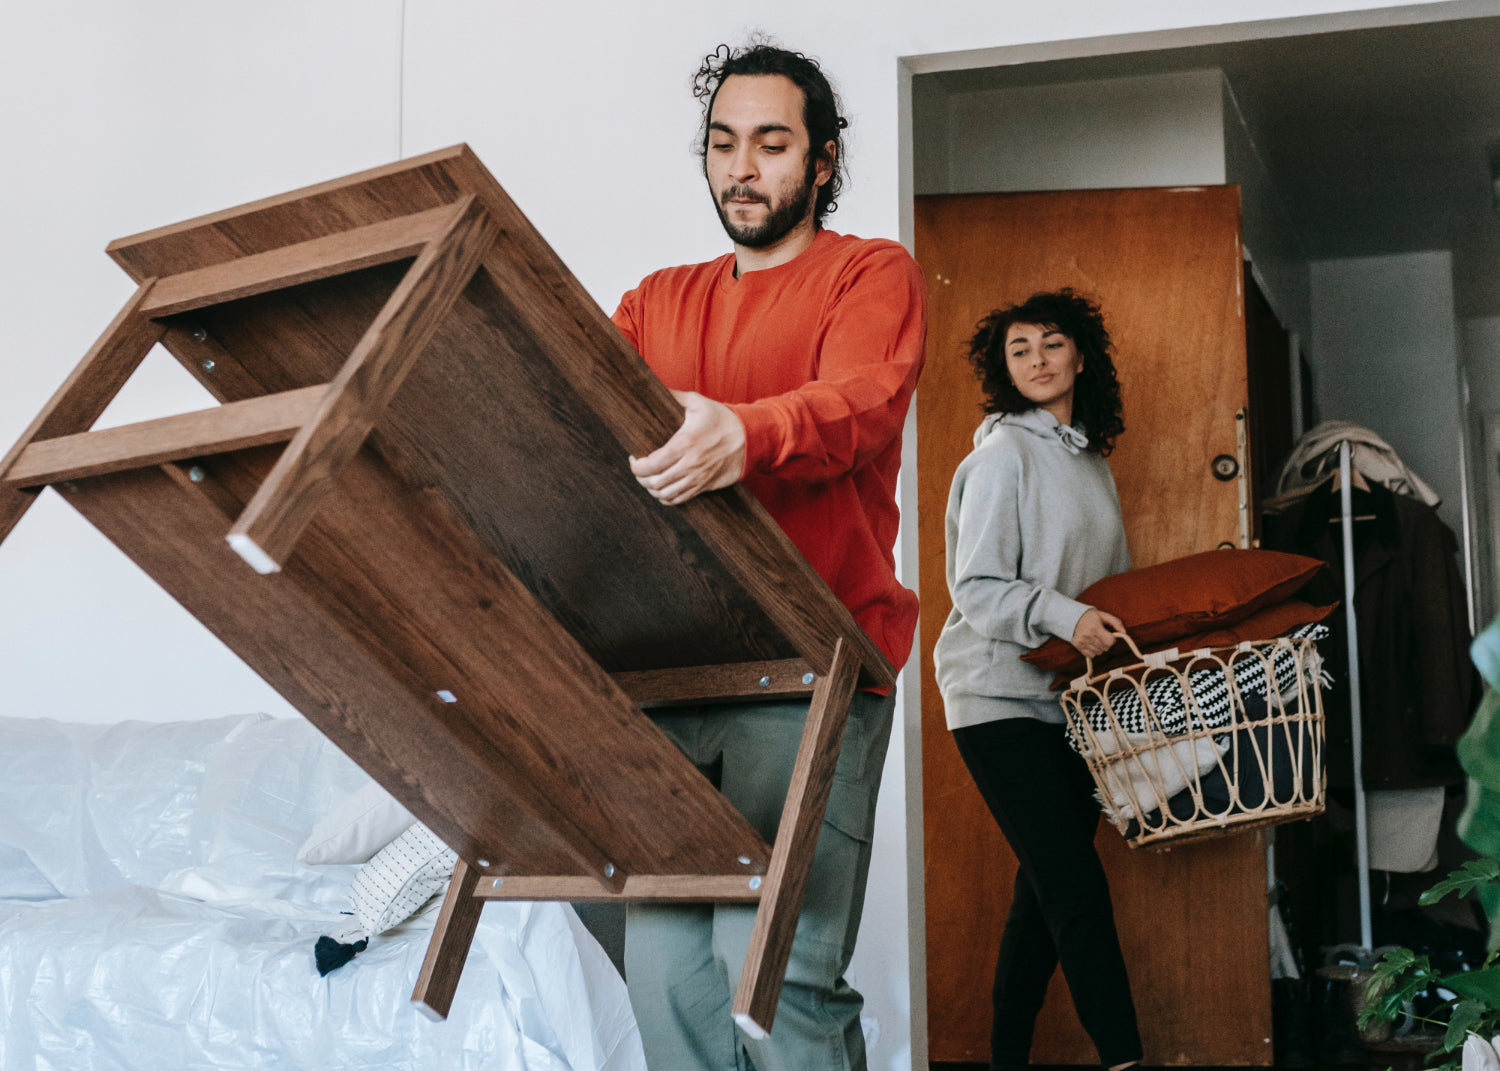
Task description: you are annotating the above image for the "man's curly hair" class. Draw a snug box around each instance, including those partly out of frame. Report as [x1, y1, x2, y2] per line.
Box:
[692, 39, 848, 225]
[967, 289, 1126, 455]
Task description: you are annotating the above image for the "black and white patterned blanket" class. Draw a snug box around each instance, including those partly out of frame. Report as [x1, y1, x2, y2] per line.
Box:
[1067, 624, 1328, 742]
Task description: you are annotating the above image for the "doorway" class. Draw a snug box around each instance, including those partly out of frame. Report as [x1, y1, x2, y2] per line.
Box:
[900, 4, 1500, 1065]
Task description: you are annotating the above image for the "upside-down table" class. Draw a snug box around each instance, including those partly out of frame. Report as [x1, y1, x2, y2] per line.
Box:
[0, 144, 893, 1036]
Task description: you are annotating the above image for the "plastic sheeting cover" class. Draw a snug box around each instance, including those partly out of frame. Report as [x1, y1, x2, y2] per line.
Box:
[0, 713, 643, 1071]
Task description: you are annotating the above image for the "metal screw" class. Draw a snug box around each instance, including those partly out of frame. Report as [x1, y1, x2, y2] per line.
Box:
[604, 863, 616, 878]
[476, 859, 490, 868]
[738, 855, 751, 865]
[436, 690, 457, 703]
[492, 878, 503, 888]
[801, 672, 815, 685]
[749, 876, 762, 890]
[758, 676, 771, 688]
[200, 358, 216, 373]
[187, 466, 204, 483]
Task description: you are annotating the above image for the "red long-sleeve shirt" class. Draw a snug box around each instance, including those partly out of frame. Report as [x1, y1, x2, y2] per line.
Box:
[612, 228, 927, 672]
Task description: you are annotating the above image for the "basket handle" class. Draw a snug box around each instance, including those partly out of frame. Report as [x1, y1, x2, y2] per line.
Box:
[1081, 627, 1146, 678]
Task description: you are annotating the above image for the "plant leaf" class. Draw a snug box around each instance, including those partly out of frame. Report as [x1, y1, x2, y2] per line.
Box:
[1443, 968, 1500, 1008]
[1444, 1001, 1485, 1051]
[1373, 947, 1422, 978]
[1422, 859, 1500, 905]
[1359, 951, 1436, 1026]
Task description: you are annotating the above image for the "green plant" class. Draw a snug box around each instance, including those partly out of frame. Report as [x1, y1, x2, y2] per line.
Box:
[1359, 858, 1500, 1069]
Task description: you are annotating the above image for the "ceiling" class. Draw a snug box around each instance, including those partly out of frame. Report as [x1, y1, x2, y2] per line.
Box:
[923, 15, 1500, 319]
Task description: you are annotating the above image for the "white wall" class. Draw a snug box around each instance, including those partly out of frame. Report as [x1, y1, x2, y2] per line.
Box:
[1310, 252, 1466, 532]
[0, 0, 402, 722]
[1, 3, 1472, 1069]
[915, 69, 1227, 195]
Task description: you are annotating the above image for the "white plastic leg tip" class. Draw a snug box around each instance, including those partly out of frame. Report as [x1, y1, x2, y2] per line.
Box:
[733, 1012, 768, 1040]
[411, 999, 445, 1023]
[226, 533, 281, 575]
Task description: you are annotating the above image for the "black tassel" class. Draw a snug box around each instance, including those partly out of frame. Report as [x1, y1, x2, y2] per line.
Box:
[314, 934, 368, 976]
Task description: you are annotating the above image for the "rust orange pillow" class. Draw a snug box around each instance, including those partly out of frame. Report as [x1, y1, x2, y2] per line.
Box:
[1163, 598, 1338, 652]
[1020, 548, 1325, 675]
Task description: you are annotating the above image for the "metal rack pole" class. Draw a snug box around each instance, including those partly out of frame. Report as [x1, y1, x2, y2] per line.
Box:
[1340, 441, 1374, 952]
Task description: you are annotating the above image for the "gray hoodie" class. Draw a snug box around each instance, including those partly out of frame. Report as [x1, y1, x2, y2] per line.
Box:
[934, 407, 1130, 730]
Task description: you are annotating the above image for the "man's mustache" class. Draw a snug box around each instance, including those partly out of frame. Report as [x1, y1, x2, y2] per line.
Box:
[720, 185, 769, 206]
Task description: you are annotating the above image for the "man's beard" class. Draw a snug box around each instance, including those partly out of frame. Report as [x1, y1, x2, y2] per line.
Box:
[711, 159, 818, 248]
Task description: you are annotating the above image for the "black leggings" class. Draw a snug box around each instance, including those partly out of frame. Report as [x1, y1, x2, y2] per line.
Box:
[952, 716, 1143, 1069]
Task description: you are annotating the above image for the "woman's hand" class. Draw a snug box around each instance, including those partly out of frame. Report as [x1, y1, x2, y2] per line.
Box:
[1071, 608, 1126, 658]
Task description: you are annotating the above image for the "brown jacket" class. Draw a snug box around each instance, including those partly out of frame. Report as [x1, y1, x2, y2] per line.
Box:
[1265, 480, 1477, 789]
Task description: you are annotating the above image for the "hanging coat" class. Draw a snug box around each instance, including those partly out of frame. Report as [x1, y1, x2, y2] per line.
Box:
[1264, 480, 1477, 789]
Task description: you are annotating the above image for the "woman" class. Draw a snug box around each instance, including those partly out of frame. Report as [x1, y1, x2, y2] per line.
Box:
[933, 289, 1141, 1071]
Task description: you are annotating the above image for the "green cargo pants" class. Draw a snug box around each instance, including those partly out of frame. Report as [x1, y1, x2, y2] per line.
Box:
[624, 689, 896, 1071]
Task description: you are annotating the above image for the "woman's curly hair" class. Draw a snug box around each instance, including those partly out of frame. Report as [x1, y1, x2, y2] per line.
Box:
[967, 289, 1125, 455]
[692, 38, 848, 224]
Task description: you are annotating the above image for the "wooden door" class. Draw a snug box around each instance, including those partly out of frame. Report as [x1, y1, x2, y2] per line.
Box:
[916, 188, 1271, 1065]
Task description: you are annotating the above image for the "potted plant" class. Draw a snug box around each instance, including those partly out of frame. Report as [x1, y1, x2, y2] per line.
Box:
[1359, 858, 1500, 1070]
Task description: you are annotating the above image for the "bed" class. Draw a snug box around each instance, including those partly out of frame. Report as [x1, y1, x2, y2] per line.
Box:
[0, 712, 644, 1070]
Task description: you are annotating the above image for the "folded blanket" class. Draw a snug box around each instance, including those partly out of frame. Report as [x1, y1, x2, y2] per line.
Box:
[1070, 624, 1327, 740]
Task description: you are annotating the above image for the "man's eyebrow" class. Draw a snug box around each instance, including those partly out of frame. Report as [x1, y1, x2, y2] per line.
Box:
[708, 121, 796, 138]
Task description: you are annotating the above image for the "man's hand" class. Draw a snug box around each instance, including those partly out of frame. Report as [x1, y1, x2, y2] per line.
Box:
[1071, 608, 1127, 659]
[629, 390, 747, 506]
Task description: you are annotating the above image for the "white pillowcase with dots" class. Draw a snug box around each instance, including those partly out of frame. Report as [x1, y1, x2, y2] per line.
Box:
[349, 821, 457, 936]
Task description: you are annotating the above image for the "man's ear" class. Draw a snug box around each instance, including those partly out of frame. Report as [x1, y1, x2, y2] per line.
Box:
[815, 141, 836, 187]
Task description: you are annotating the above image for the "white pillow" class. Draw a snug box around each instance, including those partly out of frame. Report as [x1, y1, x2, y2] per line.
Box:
[350, 821, 457, 935]
[296, 781, 415, 865]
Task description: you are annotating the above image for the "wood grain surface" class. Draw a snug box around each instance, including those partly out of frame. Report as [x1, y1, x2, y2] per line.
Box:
[228, 195, 497, 570]
[732, 638, 860, 1034]
[66, 459, 628, 877]
[139, 205, 452, 318]
[915, 188, 1271, 1066]
[8, 385, 325, 485]
[614, 659, 817, 707]
[103, 145, 892, 687]
[474, 874, 764, 902]
[411, 858, 484, 1020]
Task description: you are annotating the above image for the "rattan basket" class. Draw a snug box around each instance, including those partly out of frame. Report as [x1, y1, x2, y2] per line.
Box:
[1061, 630, 1326, 850]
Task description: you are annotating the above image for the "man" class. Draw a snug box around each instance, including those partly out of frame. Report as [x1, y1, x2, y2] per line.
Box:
[612, 40, 926, 1071]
